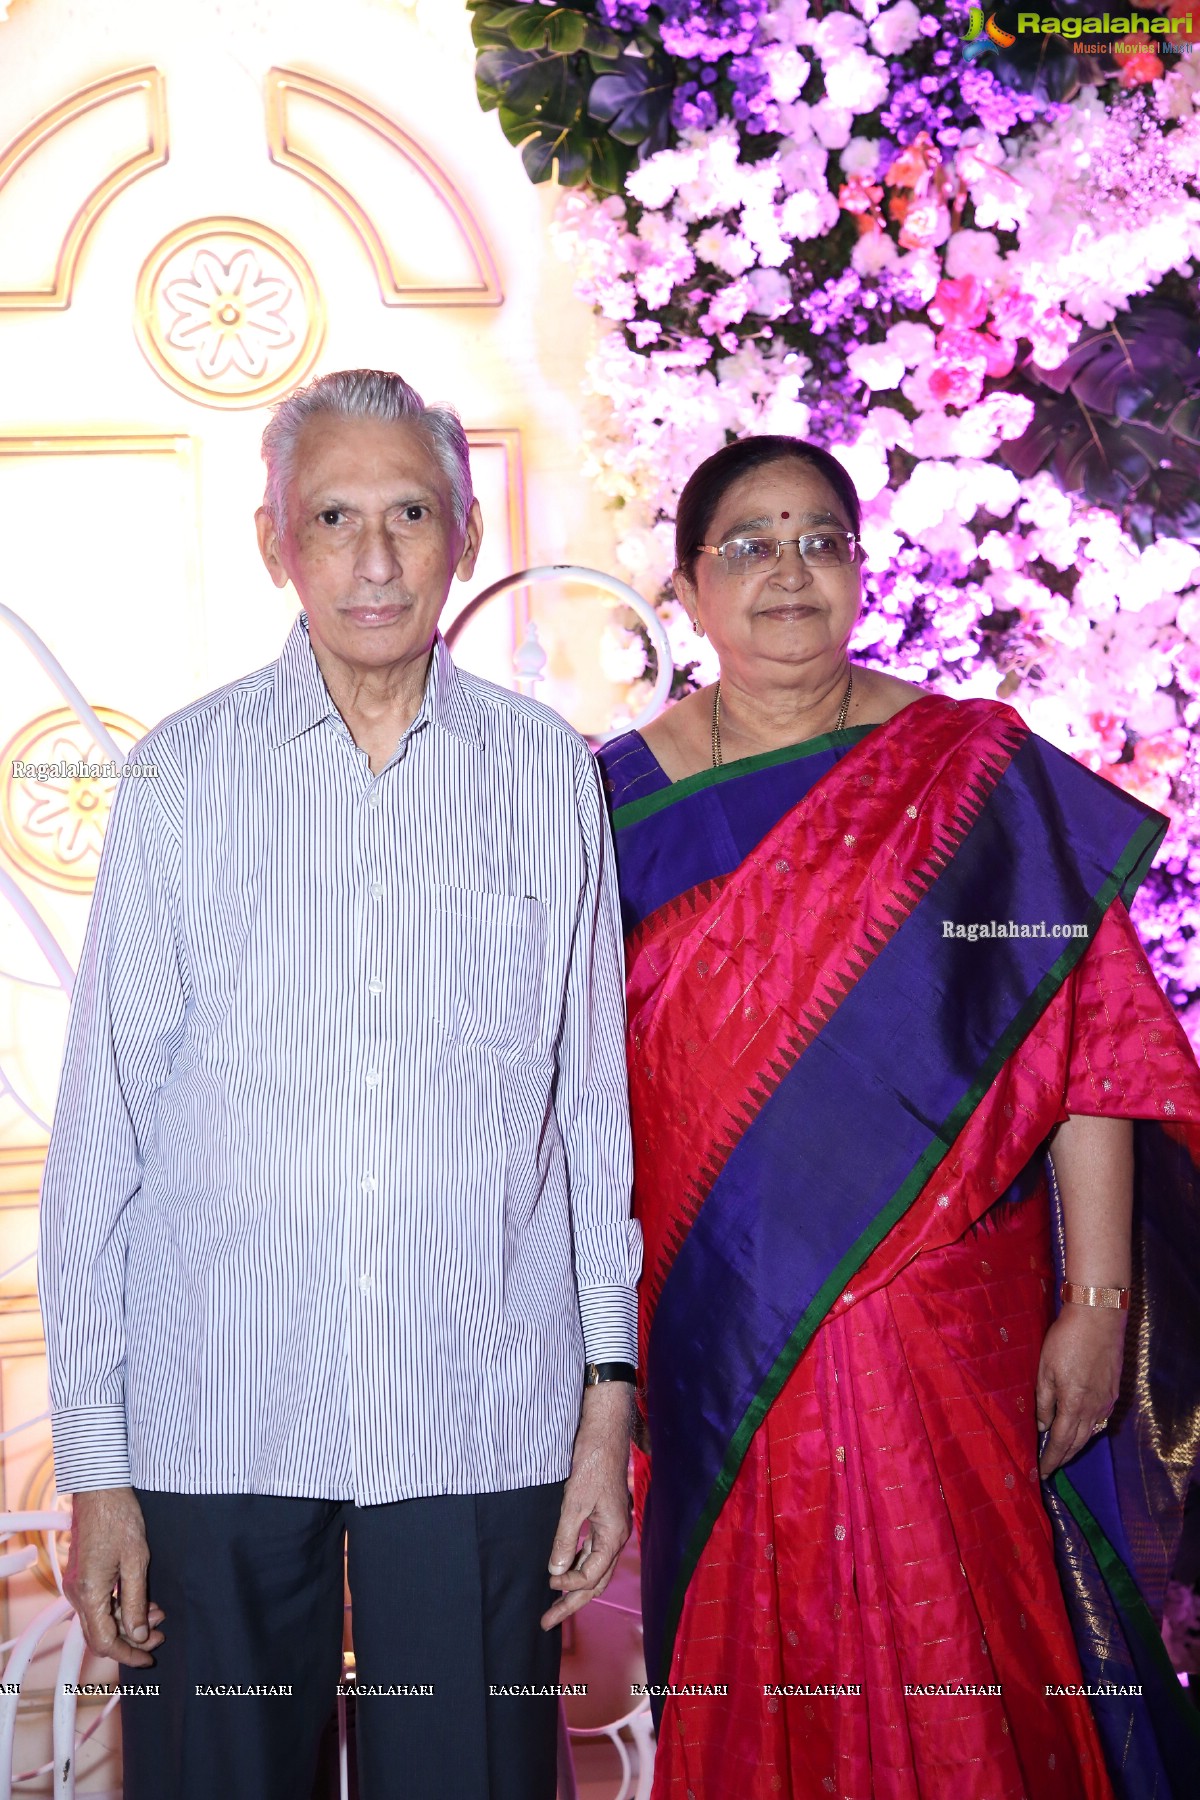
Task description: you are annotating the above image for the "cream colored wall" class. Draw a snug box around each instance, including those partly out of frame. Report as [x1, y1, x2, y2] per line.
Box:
[0, 1, 618, 1786]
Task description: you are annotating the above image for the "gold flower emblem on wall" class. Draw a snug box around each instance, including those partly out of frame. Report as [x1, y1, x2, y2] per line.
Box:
[135, 218, 324, 407]
[0, 706, 148, 893]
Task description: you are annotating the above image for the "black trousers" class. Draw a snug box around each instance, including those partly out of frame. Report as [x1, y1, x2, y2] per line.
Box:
[119, 1483, 565, 1800]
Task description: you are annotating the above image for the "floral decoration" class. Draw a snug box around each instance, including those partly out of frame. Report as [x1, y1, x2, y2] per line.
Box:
[472, 0, 1200, 1036]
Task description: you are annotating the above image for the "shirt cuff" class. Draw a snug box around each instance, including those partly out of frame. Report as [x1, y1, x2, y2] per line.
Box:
[578, 1284, 638, 1367]
[51, 1405, 132, 1493]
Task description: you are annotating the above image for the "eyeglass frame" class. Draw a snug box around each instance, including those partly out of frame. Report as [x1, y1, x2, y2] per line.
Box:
[695, 530, 865, 570]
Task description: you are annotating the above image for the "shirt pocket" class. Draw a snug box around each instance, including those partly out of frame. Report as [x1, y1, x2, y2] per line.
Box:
[426, 887, 549, 1062]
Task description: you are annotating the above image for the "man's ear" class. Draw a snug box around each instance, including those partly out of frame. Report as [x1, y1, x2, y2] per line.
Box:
[256, 508, 291, 591]
[455, 498, 484, 583]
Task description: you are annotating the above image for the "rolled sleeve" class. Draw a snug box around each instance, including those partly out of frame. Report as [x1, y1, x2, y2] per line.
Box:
[556, 751, 642, 1367]
[38, 744, 187, 1493]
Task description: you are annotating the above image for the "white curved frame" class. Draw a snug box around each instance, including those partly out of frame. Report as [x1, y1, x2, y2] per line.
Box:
[445, 565, 674, 736]
[0, 1508, 103, 1800]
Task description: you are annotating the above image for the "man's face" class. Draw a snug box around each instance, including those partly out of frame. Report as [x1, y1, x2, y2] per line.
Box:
[256, 413, 482, 675]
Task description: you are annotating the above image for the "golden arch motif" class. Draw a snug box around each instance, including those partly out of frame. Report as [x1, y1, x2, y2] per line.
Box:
[0, 704, 150, 894]
[134, 218, 325, 409]
[264, 67, 503, 308]
[0, 67, 167, 311]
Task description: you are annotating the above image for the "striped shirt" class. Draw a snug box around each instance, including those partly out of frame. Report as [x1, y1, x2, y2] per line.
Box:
[39, 618, 641, 1501]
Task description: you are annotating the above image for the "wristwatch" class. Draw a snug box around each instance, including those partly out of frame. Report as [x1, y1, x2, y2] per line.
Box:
[584, 1361, 638, 1386]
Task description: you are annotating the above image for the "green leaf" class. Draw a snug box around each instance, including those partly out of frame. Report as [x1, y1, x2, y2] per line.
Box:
[582, 20, 627, 59]
[469, 3, 524, 51]
[586, 132, 626, 196]
[1169, 395, 1200, 446]
[546, 10, 589, 54]
[588, 53, 673, 147]
[508, 9, 556, 50]
[476, 45, 577, 118]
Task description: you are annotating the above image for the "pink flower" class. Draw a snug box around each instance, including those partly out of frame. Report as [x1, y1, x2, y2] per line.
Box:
[898, 197, 951, 250]
[928, 330, 989, 407]
[1029, 308, 1082, 371]
[980, 333, 1015, 379]
[989, 288, 1040, 343]
[928, 276, 989, 331]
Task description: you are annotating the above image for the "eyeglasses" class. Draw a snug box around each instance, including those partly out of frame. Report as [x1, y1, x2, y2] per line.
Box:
[697, 531, 862, 572]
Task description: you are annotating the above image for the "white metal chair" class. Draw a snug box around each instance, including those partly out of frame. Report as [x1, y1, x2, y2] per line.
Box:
[0, 1508, 110, 1800]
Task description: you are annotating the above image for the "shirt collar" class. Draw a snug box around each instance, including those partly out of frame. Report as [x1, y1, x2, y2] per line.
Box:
[269, 615, 482, 749]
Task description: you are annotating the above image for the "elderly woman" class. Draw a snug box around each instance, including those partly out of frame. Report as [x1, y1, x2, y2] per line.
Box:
[597, 436, 1200, 1800]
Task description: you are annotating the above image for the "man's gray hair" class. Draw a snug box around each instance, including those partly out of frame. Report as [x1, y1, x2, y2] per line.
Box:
[261, 368, 474, 532]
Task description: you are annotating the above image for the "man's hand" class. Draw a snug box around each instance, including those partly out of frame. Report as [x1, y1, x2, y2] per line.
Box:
[541, 1382, 633, 1630]
[65, 1487, 165, 1667]
[1036, 1306, 1127, 1479]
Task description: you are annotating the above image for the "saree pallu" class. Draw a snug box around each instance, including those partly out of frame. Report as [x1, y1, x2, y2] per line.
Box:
[598, 696, 1200, 1800]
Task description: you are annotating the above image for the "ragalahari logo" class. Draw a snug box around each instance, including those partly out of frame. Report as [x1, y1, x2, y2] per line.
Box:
[963, 11, 1198, 58]
[962, 9, 1017, 56]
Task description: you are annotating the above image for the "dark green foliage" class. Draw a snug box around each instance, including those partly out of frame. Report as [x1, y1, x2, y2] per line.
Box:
[469, 1, 671, 193]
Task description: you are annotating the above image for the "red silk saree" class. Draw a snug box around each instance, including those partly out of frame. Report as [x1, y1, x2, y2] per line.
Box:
[598, 695, 1200, 1800]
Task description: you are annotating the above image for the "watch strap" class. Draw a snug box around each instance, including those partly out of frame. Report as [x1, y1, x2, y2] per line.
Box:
[584, 1361, 638, 1386]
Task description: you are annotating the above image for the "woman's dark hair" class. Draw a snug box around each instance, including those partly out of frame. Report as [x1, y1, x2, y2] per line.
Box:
[674, 436, 862, 573]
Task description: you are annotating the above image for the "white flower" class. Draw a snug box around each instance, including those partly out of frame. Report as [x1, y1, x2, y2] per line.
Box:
[840, 136, 882, 177]
[778, 98, 817, 141]
[625, 145, 701, 212]
[694, 225, 758, 276]
[778, 139, 829, 193]
[828, 435, 889, 501]
[779, 187, 840, 241]
[890, 462, 961, 535]
[757, 388, 813, 437]
[823, 51, 890, 116]
[813, 13, 868, 58]
[944, 229, 1003, 279]
[863, 405, 912, 450]
[763, 0, 817, 47]
[851, 232, 898, 275]
[847, 340, 906, 392]
[746, 267, 794, 314]
[869, 0, 921, 55]
[809, 101, 854, 149]
[957, 460, 1020, 519]
[911, 411, 960, 458]
[884, 320, 935, 366]
[763, 45, 811, 103]
[1136, 539, 1200, 596]
[599, 624, 649, 685]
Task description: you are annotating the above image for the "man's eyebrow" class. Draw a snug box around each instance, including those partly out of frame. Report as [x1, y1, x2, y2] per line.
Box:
[307, 490, 440, 512]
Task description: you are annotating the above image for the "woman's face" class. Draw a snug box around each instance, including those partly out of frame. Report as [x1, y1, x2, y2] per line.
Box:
[674, 458, 863, 680]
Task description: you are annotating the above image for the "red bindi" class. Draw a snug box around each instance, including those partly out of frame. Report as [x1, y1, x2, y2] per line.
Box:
[780, 510, 790, 519]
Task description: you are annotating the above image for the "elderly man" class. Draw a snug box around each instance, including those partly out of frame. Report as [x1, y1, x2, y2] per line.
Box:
[38, 369, 642, 1800]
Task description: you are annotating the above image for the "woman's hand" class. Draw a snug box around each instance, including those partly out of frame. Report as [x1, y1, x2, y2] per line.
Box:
[1035, 1305, 1127, 1479]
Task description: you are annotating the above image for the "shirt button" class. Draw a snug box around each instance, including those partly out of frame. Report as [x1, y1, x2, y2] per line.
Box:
[357, 1273, 373, 1294]
[368, 883, 384, 899]
[366, 790, 382, 809]
[367, 978, 383, 996]
[364, 1071, 381, 1089]
[360, 1174, 377, 1192]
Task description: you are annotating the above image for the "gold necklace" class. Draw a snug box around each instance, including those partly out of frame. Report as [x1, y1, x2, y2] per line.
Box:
[711, 668, 853, 769]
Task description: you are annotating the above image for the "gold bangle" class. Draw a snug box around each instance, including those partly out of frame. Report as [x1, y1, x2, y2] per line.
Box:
[1060, 1281, 1131, 1310]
